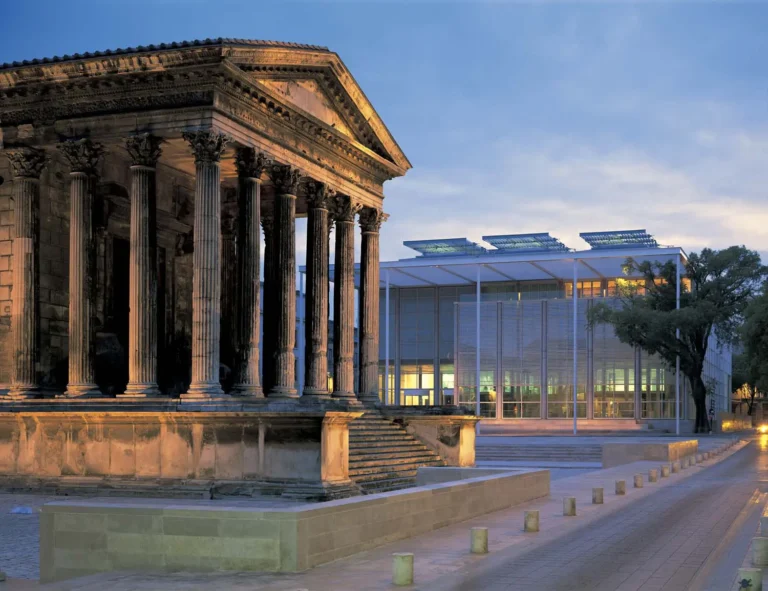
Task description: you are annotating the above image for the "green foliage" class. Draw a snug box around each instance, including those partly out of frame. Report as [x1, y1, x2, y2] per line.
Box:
[742, 284, 768, 394]
[589, 246, 766, 432]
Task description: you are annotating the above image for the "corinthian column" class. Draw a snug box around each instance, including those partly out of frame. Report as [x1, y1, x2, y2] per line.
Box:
[358, 207, 388, 404]
[232, 148, 269, 397]
[58, 139, 104, 398]
[181, 130, 227, 399]
[121, 133, 162, 397]
[261, 211, 275, 394]
[5, 147, 46, 399]
[331, 195, 361, 400]
[303, 181, 335, 399]
[268, 164, 302, 399]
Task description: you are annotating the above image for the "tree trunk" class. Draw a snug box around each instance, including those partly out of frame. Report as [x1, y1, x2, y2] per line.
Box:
[692, 376, 709, 433]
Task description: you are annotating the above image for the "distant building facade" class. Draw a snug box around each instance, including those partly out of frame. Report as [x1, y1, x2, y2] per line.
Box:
[363, 231, 732, 429]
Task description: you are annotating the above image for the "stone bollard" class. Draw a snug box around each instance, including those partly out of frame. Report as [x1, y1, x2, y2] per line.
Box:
[690, 455, 697, 465]
[672, 461, 681, 473]
[753, 537, 768, 567]
[661, 464, 671, 478]
[649, 469, 659, 483]
[0, 571, 6, 582]
[393, 553, 414, 586]
[470, 527, 488, 554]
[592, 487, 604, 504]
[682, 458, 689, 469]
[563, 497, 577, 516]
[737, 568, 762, 591]
[524, 510, 540, 533]
[634, 474, 643, 488]
[615, 480, 626, 495]
[696, 454, 703, 463]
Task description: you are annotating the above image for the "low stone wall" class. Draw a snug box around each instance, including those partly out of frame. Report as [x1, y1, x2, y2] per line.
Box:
[415, 466, 515, 485]
[40, 467, 549, 583]
[602, 440, 698, 468]
[0, 408, 361, 499]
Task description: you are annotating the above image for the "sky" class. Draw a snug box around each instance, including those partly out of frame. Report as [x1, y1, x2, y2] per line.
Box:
[2, 0, 768, 265]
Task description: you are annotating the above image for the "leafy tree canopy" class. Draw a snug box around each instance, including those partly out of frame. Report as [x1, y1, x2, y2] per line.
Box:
[589, 246, 765, 432]
[742, 283, 768, 394]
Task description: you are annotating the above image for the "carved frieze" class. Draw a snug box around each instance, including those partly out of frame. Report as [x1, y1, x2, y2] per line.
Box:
[5, 146, 46, 178]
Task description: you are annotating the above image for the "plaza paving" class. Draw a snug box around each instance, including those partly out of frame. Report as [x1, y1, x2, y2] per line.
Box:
[0, 435, 754, 590]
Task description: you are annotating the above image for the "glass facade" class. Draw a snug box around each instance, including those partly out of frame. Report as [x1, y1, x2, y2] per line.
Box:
[377, 276, 733, 421]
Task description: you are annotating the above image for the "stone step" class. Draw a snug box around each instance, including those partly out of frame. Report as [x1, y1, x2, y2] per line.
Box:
[350, 454, 442, 468]
[349, 433, 419, 442]
[349, 445, 438, 460]
[347, 439, 429, 450]
[349, 424, 406, 432]
[350, 468, 421, 483]
[358, 477, 416, 493]
[349, 459, 443, 477]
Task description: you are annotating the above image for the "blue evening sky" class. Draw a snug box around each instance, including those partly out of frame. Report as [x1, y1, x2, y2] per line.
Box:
[3, 1, 768, 263]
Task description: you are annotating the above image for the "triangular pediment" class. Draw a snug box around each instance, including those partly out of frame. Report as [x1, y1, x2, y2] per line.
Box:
[254, 78, 360, 141]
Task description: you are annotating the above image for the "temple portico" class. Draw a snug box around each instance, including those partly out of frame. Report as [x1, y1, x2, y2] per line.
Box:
[0, 39, 411, 404]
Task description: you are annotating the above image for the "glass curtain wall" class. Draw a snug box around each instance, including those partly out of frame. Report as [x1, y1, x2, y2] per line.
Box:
[546, 299, 588, 418]
[501, 301, 542, 418]
[640, 350, 675, 418]
[593, 299, 637, 418]
[456, 301, 498, 417]
[378, 287, 396, 404]
[398, 287, 435, 406]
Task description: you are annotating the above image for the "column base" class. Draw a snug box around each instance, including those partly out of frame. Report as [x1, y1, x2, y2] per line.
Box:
[267, 386, 299, 399]
[181, 383, 225, 400]
[358, 393, 381, 407]
[230, 385, 264, 398]
[119, 383, 162, 398]
[333, 392, 362, 406]
[7, 385, 41, 400]
[59, 384, 102, 398]
[302, 388, 332, 400]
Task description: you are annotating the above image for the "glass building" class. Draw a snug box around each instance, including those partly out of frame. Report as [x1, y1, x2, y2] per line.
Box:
[346, 230, 732, 429]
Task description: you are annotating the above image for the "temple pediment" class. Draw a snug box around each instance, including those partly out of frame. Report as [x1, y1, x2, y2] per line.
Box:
[254, 78, 358, 141]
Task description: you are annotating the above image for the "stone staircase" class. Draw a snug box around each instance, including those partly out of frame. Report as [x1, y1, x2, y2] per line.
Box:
[348, 412, 445, 494]
[476, 444, 603, 463]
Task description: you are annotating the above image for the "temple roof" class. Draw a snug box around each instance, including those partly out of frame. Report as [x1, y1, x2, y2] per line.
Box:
[0, 38, 329, 70]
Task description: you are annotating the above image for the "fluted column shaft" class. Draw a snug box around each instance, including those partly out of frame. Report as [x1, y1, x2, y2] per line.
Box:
[58, 139, 103, 398]
[303, 183, 334, 398]
[182, 131, 227, 399]
[261, 213, 275, 394]
[358, 208, 387, 404]
[332, 196, 361, 400]
[6, 148, 46, 398]
[268, 165, 301, 398]
[67, 172, 100, 396]
[232, 148, 268, 397]
[124, 163, 160, 396]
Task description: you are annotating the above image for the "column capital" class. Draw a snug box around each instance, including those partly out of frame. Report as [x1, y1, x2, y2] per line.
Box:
[57, 138, 104, 174]
[5, 146, 46, 179]
[306, 181, 336, 210]
[359, 207, 388, 233]
[331, 195, 362, 223]
[124, 133, 163, 167]
[271, 164, 303, 195]
[181, 130, 228, 163]
[235, 148, 270, 179]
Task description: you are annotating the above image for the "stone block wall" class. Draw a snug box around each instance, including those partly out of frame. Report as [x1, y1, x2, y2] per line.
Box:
[40, 467, 550, 582]
[0, 151, 197, 394]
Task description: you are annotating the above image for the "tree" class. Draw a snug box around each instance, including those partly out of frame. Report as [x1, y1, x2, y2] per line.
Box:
[731, 352, 758, 415]
[589, 246, 765, 433]
[741, 284, 768, 398]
